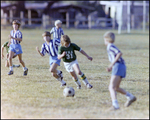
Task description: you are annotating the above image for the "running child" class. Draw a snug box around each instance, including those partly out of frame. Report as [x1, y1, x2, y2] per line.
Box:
[8, 20, 28, 75]
[50, 20, 64, 41]
[36, 31, 66, 87]
[58, 35, 93, 89]
[103, 31, 136, 110]
[1, 41, 20, 67]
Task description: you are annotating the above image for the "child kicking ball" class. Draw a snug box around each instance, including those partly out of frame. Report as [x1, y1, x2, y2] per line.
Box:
[58, 35, 93, 89]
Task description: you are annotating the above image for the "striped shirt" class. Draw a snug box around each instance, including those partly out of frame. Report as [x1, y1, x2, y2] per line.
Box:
[10, 30, 22, 44]
[40, 39, 60, 57]
[50, 27, 64, 40]
[107, 43, 125, 64]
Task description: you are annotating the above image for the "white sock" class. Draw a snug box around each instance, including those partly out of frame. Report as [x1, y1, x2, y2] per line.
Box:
[112, 99, 119, 108]
[126, 92, 134, 99]
[9, 66, 13, 71]
[23, 67, 27, 71]
[57, 77, 66, 84]
[80, 73, 89, 85]
[73, 78, 81, 86]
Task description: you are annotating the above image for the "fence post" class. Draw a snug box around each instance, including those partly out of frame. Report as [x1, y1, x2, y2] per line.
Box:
[4, 13, 7, 25]
[127, 1, 131, 33]
[28, 9, 31, 25]
[66, 12, 69, 28]
[9, 9, 13, 23]
[143, 1, 146, 32]
[88, 15, 91, 29]
[42, 14, 46, 29]
[20, 11, 25, 26]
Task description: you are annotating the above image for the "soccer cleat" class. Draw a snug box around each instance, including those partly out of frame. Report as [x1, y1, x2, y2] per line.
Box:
[58, 71, 63, 79]
[77, 85, 81, 89]
[124, 96, 136, 107]
[108, 106, 120, 111]
[15, 65, 20, 67]
[23, 68, 28, 76]
[86, 83, 93, 89]
[60, 82, 66, 87]
[8, 70, 13, 75]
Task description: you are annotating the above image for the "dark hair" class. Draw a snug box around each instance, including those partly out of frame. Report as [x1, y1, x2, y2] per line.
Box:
[42, 31, 51, 37]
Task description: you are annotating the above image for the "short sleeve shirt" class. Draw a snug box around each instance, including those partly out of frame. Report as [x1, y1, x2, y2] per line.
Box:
[58, 43, 81, 62]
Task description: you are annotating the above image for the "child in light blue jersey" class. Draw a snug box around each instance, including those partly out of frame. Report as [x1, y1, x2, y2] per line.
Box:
[50, 20, 64, 41]
[103, 31, 136, 110]
[8, 20, 28, 75]
[36, 31, 66, 87]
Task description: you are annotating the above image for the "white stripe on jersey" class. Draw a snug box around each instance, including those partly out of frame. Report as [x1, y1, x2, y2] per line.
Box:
[40, 39, 60, 57]
[50, 27, 64, 40]
[10, 30, 22, 44]
[107, 43, 125, 64]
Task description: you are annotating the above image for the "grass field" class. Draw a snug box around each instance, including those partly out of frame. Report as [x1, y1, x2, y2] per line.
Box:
[1, 27, 149, 119]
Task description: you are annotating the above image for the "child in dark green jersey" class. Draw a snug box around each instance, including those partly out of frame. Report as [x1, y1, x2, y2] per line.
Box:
[58, 35, 93, 89]
[1, 41, 20, 67]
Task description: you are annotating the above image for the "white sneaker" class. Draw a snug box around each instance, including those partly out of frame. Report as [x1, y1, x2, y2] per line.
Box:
[77, 85, 81, 89]
[86, 84, 93, 89]
[124, 96, 136, 107]
[60, 82, 66, 87]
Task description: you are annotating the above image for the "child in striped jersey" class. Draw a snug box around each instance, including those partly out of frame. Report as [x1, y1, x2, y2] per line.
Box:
[36, 31, 66, 87]
[103, 31, 136, 110]
[58, 35, 93, 89]
[8, 20, 28, 75]
[50, 20, 64, 41]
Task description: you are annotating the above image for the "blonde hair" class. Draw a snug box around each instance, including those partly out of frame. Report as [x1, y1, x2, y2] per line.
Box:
[55, 20, 62, 26]
[42, 31, 51, 37]
[103, 31, 115, 43]
[61, 35, 71, 46]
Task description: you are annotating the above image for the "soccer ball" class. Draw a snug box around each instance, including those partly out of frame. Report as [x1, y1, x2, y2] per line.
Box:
[63, 86, 75, 97]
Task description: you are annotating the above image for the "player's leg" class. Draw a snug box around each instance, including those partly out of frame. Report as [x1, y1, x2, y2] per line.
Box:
[50, 62, 66, 86]
[12, 53, 20, 67]
[108, 75, 121, 110]
[73, 63, 93, 89]
[17, 54, 28, 75]
[70, 71, 81, 89]
[8, 51, 15, 75]
[5, 53, 9, 67]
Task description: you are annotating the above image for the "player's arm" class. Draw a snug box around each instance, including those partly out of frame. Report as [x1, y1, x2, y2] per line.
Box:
[9, 35, 22, 41]
[80, 49, 93, 61]
[107, 52, 122, 72]
[57, 46, 65, 59]
[36, 46, 44, 57]
[58, 51, 66, 60]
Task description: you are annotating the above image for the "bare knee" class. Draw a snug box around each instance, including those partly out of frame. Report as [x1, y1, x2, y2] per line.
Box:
[77, 70, 82, 75]
[109, 85, 119, 91]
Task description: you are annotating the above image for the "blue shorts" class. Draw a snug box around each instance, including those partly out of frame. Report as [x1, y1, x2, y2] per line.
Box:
[9, 44, 23, 55]
[112, 62, 126, 78]
[49, 56, 61, 66]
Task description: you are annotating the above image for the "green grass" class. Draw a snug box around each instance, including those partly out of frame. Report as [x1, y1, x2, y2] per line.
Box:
[1, 27, 149, 118]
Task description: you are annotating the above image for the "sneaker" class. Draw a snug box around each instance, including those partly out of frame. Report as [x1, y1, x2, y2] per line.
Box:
[13, 64, 20, 67]
[86, 83, 93, 89]
[60, 82, 66, 87]
[23, 68, 28, 76]
[108, 106, 120, 111]
[124, 96, 136, 107]
[58, 71, 63, 79]
[8, 70, 13, 75]
[77, 85, 81, 89]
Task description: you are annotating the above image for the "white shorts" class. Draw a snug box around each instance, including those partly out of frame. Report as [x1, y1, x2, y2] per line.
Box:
[63, 60, 78, 72]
